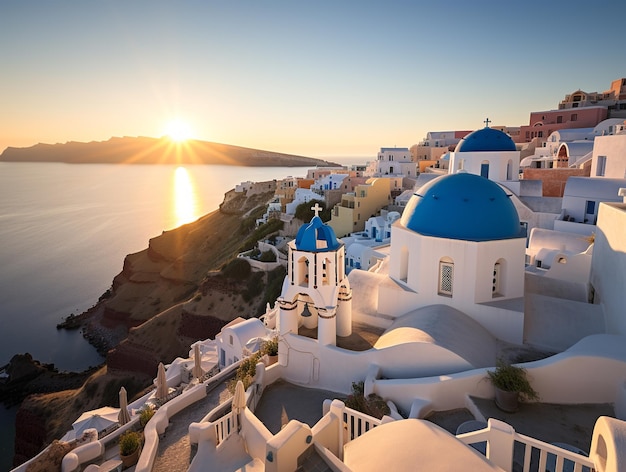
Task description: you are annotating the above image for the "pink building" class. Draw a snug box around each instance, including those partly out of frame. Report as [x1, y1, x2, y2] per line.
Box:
[519, 107, 607, 144]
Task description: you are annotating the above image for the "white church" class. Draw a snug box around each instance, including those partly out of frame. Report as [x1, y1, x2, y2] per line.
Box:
[269, 128, 536, 388]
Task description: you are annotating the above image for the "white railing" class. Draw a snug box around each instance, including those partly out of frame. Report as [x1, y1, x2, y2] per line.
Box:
[215, 411, 236, 446]
[342, 408, 381, 444]
[456, 419, 594, 472]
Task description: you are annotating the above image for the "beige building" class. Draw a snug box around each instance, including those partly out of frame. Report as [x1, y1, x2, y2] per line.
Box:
[328, 178, 392, 237]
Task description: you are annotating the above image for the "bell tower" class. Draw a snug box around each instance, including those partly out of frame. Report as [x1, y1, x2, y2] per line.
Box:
[277, 204, 352, 346]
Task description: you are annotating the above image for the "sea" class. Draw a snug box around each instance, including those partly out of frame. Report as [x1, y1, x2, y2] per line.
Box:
[0, 157, 366, 469]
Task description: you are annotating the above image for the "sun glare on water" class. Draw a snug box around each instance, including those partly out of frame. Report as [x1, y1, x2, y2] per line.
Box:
[165, 119, 194, 142]
[173, 167, 198, 227]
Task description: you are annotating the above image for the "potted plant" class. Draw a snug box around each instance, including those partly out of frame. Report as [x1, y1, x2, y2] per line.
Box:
[487, 360, 539, 412]
[119, 430, 142, 467]
[261, 337, 279, 365]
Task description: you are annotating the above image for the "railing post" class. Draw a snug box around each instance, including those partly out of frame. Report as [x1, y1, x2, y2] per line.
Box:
[485, 418, 515, 472]
[329, 399, 345, 461]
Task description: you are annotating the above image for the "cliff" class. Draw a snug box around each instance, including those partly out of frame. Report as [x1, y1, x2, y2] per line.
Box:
[0, 136, 338, 167]
[10, 181, 293, 466]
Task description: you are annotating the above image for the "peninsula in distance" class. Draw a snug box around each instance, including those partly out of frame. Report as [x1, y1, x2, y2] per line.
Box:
[0, 136, 338, 167]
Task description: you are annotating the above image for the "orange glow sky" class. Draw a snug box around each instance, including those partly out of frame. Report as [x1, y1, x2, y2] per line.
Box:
[0, 1, 623, 158]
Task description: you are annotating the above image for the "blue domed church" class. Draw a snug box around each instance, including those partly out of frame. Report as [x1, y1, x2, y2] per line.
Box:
[449, 126, 521, 195]
[383, 170, 527, 344]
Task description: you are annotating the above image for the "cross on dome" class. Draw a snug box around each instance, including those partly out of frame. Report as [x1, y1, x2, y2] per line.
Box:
[311, 202, 323, 218]
[484, 117, 491, 127]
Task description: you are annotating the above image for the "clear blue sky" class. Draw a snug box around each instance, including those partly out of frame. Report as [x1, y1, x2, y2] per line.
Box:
[1, 1, 623, 157]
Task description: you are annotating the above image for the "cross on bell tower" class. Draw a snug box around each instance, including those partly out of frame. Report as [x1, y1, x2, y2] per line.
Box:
[484, 117, 491, 128]
[311, 202, 323, 218]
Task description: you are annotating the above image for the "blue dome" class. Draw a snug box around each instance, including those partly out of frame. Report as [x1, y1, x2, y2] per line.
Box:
[295, 216, 341, 252]
[400, 173, 522, 241]
[455, 127, 516, 153]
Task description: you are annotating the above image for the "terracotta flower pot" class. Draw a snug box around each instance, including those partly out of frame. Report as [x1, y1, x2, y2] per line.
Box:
[120, 441, 142, 468]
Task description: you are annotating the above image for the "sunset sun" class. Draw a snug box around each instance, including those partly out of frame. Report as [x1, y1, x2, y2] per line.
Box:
[164, 119, 193, 142]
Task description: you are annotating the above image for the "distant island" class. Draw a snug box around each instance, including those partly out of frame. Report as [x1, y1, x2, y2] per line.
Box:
[0, 136, 339, 167]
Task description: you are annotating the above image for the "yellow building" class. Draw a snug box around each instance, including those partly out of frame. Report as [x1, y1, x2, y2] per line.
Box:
[329, 178, 392, 237]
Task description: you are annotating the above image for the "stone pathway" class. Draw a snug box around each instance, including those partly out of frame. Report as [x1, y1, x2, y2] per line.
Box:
[151, 383, 233, 472]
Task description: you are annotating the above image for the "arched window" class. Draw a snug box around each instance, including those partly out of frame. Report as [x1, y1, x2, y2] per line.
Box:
[506, 159, 513, 180]
[322, 257, 332, 285]
[297, 256, 310, 287]
[492, 259, 505, 298]
[438, 257, 454, 297]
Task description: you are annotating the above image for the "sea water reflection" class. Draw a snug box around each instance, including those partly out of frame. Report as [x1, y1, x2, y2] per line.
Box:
[173, 166, 198, 227]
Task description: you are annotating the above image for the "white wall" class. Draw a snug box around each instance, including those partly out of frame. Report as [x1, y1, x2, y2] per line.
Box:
[280, 332, 480, 395]
[590, 134, 626, 178]
[386, 226, 525, 343]
[591, 203, 626, 335]
[449, 150, 520, 184]
[369, 334, 626, 416]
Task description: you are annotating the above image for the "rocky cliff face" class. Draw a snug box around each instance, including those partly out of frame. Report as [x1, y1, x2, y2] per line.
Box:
[11, 183, 283, 466]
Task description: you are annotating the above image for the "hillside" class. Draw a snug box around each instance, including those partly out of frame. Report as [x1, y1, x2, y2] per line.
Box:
[0, 136, 338, 167]
[10, 182, 293, 466]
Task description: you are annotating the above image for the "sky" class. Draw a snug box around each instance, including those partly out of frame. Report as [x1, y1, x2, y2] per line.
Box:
[1, 1, 624, 158]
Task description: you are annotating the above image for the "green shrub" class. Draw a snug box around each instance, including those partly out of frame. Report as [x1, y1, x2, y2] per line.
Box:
[240, 219, 284, 252]
[256, 266, 287, 316]
[487, 359, 539, 401]
[119, 431, 141, 456]
[222, 258, 252, 280]
[344, 381, 390, 419]
[228, 352, 262, 393]
[242, 272, 264, 302]
[259, 250, 277, 262]
[139, 405, 155, 428]
[261, 337, 279, 357]
[295, 199, 331, 222]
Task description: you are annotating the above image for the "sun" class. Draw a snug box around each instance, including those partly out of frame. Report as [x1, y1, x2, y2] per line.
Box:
[164, 119, 193, 142]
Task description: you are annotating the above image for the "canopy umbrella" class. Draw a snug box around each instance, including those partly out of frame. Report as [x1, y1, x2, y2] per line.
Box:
[118, 386, 131, 425]
[193, 344, 203, 380]
[232, 380, 246, 432]
[156, 362, 168, 402]
[72, 406, 119, 436]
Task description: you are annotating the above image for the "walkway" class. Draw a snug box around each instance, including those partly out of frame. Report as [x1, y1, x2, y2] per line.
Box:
[254, 379, 343, 434]
[151, 383, 233, 472]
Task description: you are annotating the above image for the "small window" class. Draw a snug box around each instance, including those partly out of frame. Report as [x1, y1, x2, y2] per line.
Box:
[596, 156, 607, 176]
[586, 200, 596, 215]
[229, 335, 233, 345]
[438, 260, 454, 297]
[571, 113, 578, 121]
[480, 161, 490, 178]
[557, 116, 563, 124]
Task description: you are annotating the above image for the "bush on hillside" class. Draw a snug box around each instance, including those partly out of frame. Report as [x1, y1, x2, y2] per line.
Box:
[256, 266, 287, 316]
[240, 219, 284, 252]
[222, 258, 252, 280]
